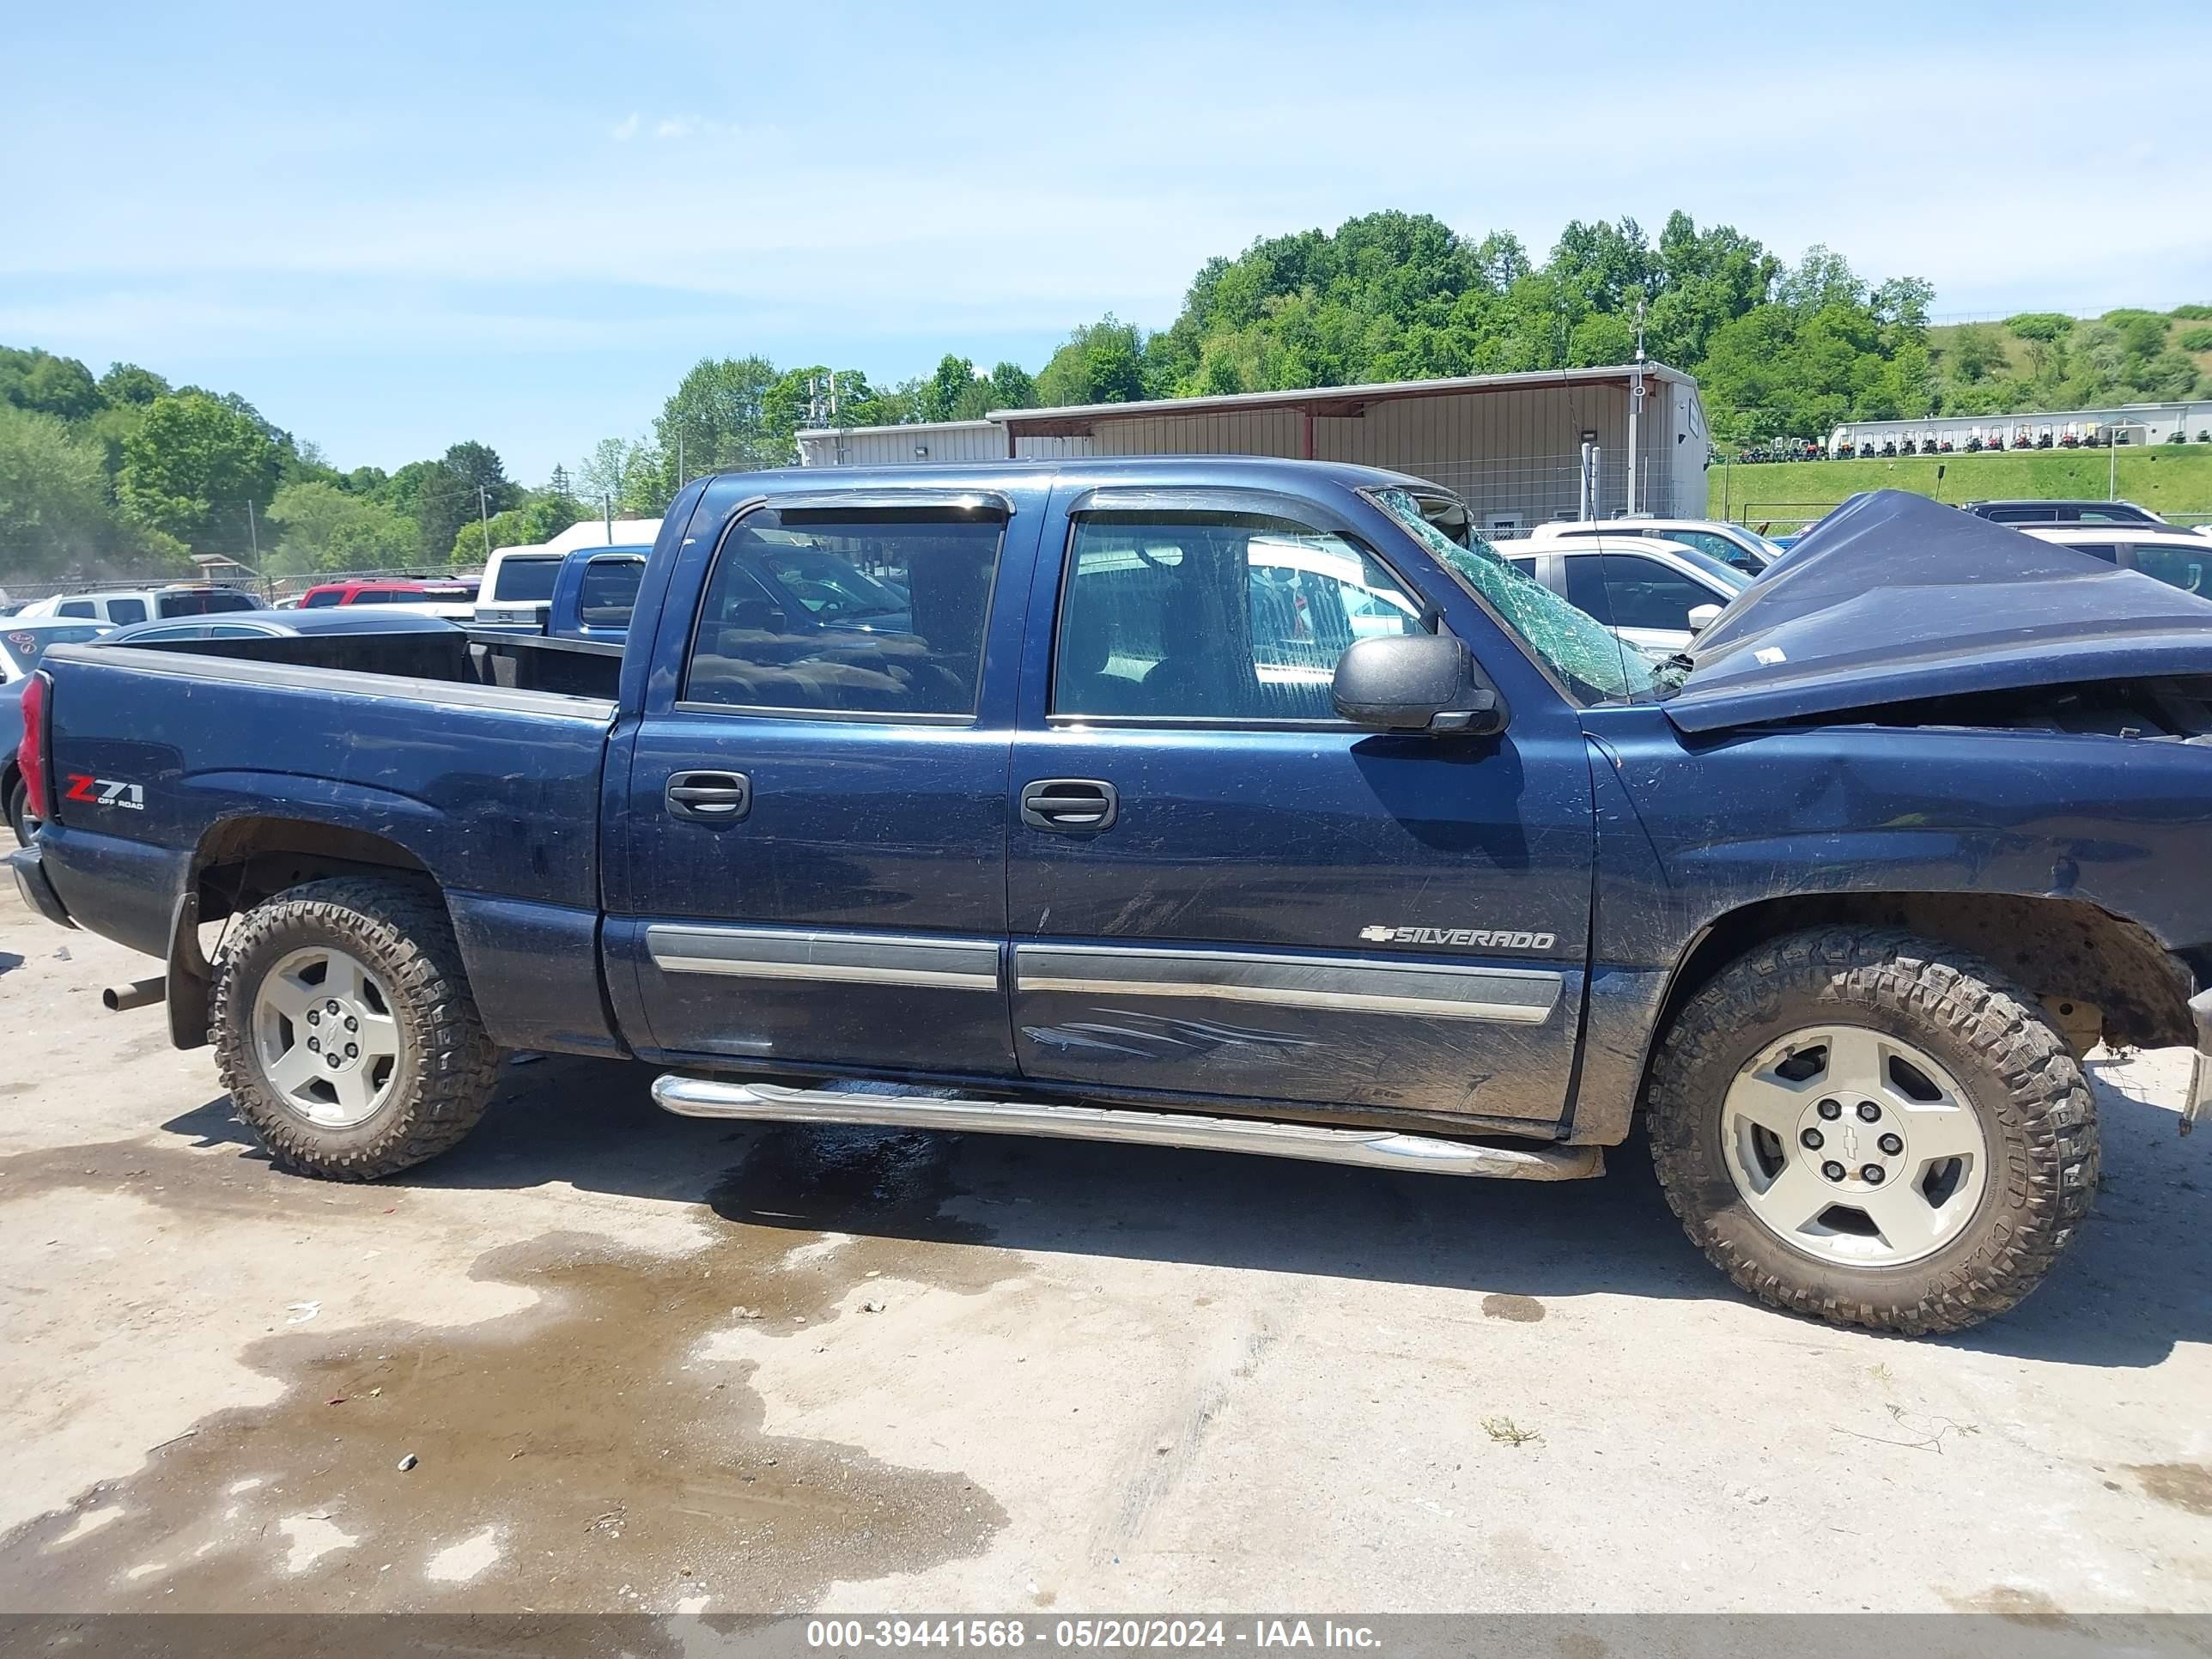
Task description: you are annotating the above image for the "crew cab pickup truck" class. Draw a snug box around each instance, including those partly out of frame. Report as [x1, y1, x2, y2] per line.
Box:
[14, 466, 2212, 1334]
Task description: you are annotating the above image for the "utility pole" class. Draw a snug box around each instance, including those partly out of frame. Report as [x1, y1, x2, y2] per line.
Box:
[603, 491, 614, 544]
[477, 484, 493, 560]
[676, 426, 684, 489]
[245, 499, 260, 565]
[1626, 298, 1647, 518]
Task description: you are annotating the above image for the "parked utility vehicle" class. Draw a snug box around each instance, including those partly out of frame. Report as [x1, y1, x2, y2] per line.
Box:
[15, 469, 2212, 1334]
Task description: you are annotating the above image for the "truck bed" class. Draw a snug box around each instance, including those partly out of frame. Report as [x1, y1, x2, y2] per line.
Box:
[32, 635, 615, 970]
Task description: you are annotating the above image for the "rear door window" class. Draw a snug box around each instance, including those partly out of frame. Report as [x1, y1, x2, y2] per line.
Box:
[301, 589, 343, 608]
[1563, 556, 1615, 626]
[157, 588, 258, 617]
[494, 557, 562, 603]
[57, 600, 96, 618]
[1671, 530, 1753, 570]
[104, 598, 149, 625]
[2130, 543, 2212, 597]
[1051, 510, 1422, 722]
[576, 556, 645, 629]
[1595, 555, 1719, 632]
[684, 507, 1001, 717]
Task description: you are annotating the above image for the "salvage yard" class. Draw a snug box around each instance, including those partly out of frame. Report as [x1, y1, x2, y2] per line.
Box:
[5, 883, 2212, 1616]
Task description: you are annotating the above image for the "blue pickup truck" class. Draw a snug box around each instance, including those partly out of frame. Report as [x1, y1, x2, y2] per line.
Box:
[12, 465, 2212, 1334]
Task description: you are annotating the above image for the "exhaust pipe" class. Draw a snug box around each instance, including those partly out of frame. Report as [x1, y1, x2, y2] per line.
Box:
[102, 976, 166, 1013]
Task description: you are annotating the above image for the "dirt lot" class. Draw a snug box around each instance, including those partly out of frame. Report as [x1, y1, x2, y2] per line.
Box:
[4, 883, 2212, 1617]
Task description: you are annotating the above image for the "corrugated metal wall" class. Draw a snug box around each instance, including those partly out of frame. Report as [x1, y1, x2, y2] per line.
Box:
[798, 422, 1004, 466]
[799, 379, 1714, 529]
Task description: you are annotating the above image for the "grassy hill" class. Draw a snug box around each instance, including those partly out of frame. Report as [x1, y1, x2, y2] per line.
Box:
[1711, 445, 2212, 530]
[1928, 312, 2212, 384]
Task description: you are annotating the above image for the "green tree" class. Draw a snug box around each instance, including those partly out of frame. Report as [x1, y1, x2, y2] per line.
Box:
[116, 392, 283, 551]
[919, 355, 980, 423]
[982, 361, 1036, 410]
[0, 347, 101, 422]
[447, 490, 588, 564]
[1036, 316, 1151, 406]
[577, 437, 665, 517]
[654, 355, 783, 476]
[264, 480, 420, 574]
[412, 441, 519, 564]
[96, 362, 171, 407]
[0, 405, 188, 580]
[0, 404, 118, 578]
[1945, 324, 2010, 384]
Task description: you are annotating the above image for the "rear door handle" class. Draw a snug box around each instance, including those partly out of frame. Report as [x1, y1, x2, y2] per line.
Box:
[666, 769, 751, 823]
[1021, 778, 1118, 831]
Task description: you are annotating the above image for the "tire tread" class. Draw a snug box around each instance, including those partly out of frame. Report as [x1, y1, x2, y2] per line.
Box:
[1645, 927, 2097, 1335]
[210, 877, 500, 1180]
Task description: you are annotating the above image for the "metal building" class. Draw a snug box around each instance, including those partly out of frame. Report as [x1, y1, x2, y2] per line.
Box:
[1829, 399, 2212, 459]
[797, 364, 1710, 533]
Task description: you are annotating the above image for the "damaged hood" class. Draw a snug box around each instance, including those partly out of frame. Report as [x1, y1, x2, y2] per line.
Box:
[1662, 489, 2212, 733]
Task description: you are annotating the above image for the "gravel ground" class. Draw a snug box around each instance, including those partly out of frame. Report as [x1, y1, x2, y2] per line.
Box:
[4, 883, 2211, 1617]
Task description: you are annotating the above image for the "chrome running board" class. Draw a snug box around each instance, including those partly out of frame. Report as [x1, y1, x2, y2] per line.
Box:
[650, 1075, 1602, 1181]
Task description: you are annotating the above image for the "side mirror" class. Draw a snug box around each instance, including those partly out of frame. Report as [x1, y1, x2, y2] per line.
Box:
[1686, 603, 1724, 635]
[1332, 632, 1507, 737]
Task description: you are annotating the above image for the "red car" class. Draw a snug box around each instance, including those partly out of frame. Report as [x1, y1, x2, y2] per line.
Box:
[295, 579, 479, 617]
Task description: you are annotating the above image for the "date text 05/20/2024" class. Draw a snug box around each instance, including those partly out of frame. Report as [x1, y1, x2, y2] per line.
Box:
[805, 1620, 1382, 1651]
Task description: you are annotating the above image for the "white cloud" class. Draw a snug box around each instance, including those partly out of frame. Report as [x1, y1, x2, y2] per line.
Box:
[610, 112, 639, 142]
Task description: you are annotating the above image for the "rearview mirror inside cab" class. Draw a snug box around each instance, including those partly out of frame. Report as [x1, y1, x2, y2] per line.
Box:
[1331, 632, 1507, 737]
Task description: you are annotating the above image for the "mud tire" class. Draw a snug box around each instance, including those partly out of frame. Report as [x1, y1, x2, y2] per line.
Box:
[211, 877, 500, 1179]
[1645, 927, 2097, 1334]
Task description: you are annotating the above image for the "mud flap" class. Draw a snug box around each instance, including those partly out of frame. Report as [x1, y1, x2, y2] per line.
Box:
[165, 888, 214, 1052]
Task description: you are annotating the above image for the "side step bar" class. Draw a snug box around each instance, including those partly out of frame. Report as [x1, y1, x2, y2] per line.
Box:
[651, 1075, 1602, 1182]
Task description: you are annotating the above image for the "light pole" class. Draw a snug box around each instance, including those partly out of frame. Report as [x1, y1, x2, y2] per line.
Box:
[2110, 422, 2148, 501]
[477, 484, 493, 561]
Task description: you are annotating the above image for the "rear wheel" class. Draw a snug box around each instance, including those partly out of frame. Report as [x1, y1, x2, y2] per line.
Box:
[6, 771, 31, 848]
[211, 878, 501, 1179]
[1646, 927, 2097, 1334]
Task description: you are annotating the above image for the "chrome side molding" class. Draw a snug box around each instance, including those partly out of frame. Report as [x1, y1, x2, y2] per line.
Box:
[651, 1074, 1601, 1181]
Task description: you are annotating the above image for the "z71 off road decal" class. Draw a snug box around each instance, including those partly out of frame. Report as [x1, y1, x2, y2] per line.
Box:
[64, 775, 144, 811]
[1359, 924, 1556, 951]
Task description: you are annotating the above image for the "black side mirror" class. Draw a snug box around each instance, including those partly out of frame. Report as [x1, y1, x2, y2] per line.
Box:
[1332, 632, 1507, 737]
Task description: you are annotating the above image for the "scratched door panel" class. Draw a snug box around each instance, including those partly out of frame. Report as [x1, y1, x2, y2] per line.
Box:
[1007, 724, 1596, 1121]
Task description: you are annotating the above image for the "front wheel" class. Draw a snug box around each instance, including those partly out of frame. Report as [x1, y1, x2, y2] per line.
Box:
[1645, 928, 2097, 1334]
[210, 877, 501, 1179]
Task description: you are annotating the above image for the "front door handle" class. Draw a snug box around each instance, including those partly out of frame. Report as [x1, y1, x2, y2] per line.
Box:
[666, 769, 751, 823]
[1021, 778, 1118, 831]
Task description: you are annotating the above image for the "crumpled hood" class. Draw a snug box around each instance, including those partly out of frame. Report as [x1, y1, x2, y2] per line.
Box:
[1662, 489, 2212, 733]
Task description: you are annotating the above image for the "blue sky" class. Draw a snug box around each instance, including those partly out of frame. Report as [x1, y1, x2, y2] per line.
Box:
[6, 2, 2208, 482]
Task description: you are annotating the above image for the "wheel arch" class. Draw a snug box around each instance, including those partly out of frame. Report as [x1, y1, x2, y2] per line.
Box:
[169, 814, 446, 1051]
[1654, 890, 2195, 1064]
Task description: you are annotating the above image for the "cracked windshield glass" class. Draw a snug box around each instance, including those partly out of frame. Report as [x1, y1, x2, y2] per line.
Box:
[1370, 486, 1666, 703]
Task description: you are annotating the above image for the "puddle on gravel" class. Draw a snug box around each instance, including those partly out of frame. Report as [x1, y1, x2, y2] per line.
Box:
[0, 1124, 1013, 1613]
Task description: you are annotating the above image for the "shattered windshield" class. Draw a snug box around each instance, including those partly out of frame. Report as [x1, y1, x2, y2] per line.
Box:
[1368, 487, 1664, 704]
